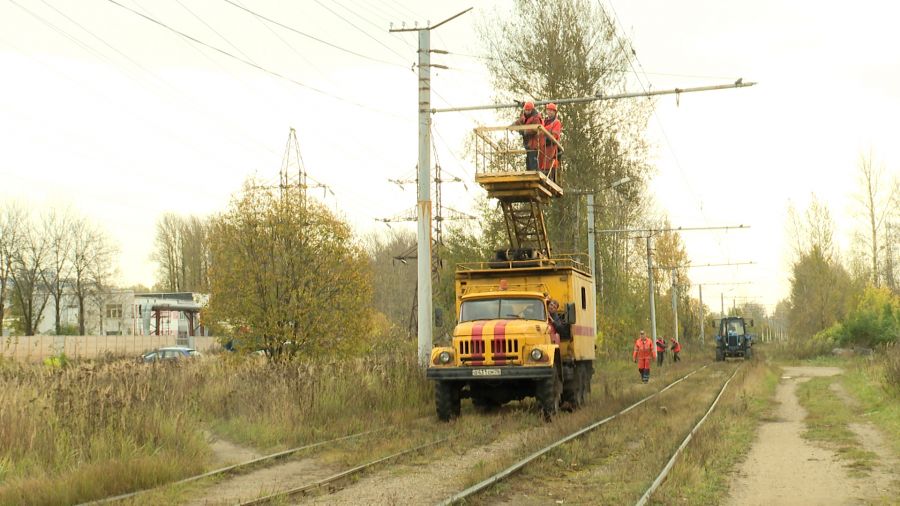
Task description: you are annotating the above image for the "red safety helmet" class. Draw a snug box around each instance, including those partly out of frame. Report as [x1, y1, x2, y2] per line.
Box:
[546, 103, 558, 112]
[523, 101, 535, 111]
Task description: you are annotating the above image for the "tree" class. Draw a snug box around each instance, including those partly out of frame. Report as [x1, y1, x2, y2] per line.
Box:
[152, 213, 184, 292]
[70, 217, 117, 335]
[206, 181, 373, 359]
[0, 204, 25, 333]
[854, 151, 898, 286]
[43, 208, 73, 335]
[152, 213, 210, 292]
[8, 213, 50, 336]
[480, 0, 652, 255]
[788, 244, 854, 340]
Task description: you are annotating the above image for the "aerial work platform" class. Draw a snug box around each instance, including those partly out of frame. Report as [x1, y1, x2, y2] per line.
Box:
[473, 124, 565, 258]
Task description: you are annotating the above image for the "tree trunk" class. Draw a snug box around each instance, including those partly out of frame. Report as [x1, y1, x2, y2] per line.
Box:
[77, 294, 86, 335]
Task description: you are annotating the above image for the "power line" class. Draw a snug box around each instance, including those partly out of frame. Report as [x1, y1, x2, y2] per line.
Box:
[103, 0, 406, 119]
[221, 0, 408, 69]
[313, 0, 412, 65]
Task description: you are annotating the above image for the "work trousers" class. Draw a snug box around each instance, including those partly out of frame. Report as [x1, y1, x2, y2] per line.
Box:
[526, 149, 538, 170]
[639, 368, 650, 383]
[673, 351, 681, 362]
[657, 351, 665, 367]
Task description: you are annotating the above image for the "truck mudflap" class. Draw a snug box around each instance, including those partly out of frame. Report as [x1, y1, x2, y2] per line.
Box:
[426, 365, 554, 381]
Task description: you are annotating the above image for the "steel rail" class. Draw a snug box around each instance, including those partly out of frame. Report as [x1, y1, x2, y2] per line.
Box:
[237, 437, 450, 505]
[636, 364, 743, 506]
[437, 364, 711, 506]
[81, 428, 385, 505]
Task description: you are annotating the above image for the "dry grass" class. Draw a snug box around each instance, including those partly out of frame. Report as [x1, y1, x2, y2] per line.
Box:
[0, 352, 432, 505]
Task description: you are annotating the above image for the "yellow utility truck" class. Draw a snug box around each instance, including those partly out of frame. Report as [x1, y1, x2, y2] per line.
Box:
[426, 124, 595, 420]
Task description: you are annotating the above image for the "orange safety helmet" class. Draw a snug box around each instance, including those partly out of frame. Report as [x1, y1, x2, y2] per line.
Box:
[546, 102, 558, 112]
[523, 101, 535, 111]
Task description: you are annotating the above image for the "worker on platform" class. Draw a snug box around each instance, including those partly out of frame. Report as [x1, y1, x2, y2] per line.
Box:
[512, 101, 543, 171]
[656, 335, 667, 366]
[633, 330, 655, 383]
[539, 103, 562, 181]
[670, 337, 682, 362]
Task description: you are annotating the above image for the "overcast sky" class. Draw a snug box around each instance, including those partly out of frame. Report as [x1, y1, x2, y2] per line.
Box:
[1, 0, 898, 314]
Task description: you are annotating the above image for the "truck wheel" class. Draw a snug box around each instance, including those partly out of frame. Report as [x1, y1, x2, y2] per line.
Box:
[576, 362, 587, 407]
[435, 381, 461, 422]
[536, 363, 562, 421]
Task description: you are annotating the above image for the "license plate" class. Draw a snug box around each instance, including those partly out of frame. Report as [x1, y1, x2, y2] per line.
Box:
[472, 368, 501, 377]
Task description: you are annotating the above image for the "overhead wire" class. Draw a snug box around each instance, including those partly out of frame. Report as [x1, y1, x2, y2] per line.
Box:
[312, 0, 412, 66]
[103, 0, 407, 120]
[220, 0, 408, 69]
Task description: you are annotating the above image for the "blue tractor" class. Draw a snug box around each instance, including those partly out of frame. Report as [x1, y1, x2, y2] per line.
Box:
[715, 316, 753, 361]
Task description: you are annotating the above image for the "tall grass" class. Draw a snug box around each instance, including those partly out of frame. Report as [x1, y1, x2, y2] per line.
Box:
[0, 352, 431, 505]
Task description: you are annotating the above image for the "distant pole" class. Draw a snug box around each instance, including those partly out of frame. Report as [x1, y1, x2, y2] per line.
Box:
[721, 292, 724, 317]
[671, 269, 679, 342]
[587, 193, 598, 336]
[699, 284, 704, 346]
[647, 236, 658, 342]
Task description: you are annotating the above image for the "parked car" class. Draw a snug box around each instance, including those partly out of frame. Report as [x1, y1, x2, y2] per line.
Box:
[140, 346, 202, 363]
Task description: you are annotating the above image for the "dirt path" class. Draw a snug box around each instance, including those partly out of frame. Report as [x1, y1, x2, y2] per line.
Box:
[186, 457, 338, 506]
[726, 366, 882, 505]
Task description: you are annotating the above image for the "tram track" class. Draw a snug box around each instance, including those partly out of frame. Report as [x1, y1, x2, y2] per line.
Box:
[437, 362, 732, 505]
[80, 429, 386, 505]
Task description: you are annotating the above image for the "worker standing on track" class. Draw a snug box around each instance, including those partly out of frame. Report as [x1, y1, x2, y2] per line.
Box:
[538, 103, 562, 181]
[633, 330, 655, 383]
[512, 101, 543, 171]
[670, 337, 682, 362]
[656, 335, 667, 367]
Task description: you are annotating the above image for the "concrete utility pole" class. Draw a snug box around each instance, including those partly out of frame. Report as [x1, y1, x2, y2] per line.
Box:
[671, 269, 679, 342]
[699, 284, 704, 345]
[647, 236, 658, 342]
[391, 9, 471, 365]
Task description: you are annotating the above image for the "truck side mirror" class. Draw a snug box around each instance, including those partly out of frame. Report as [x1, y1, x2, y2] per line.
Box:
[434, 307, 444, 328]
[565, 302, 576, 324]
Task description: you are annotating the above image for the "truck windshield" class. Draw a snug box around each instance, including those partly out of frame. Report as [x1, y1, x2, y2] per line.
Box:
[460, 298, 546, 322]
[724, 320, 745, 335]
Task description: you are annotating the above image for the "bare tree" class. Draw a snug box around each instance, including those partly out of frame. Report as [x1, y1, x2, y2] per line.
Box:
[70, 217, 117, 335]
[855, 152, 897, 286]
[43, 208, 73, 335]
[9, 213, 50, 336]
[0, 204, 26, 333]
[152, 213, 184, 291]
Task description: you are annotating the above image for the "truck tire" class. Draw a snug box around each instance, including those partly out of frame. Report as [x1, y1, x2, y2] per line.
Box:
[536, 363, 562, 421]
[435, 381, 461, 422]
[562, 362, 588, 410]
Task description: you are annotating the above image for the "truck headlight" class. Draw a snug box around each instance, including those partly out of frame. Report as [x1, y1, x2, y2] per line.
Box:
[530, 348, 543, 361]
[439, 351, 452, 364]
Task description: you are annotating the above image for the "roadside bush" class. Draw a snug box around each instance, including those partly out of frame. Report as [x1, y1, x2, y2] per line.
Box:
[883, 342, 900, 396]
[839, 286, 900, 347]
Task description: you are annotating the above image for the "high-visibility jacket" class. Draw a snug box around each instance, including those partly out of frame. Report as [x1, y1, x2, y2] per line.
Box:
[633, 337, 655, 368]
[538, 116, 562, 170]
[656, 339, 667, 353]
[671, 340, 682, 353]
[515, 110, 544, 150]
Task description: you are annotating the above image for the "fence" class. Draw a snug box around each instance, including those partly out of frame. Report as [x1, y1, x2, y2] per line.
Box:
[0, 335, 221, 362]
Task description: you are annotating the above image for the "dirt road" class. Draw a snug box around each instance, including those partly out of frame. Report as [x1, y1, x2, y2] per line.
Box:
[726, 366, 893, 505]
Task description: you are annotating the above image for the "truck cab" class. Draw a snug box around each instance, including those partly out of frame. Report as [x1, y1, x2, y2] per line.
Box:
[426, 258, 595, 421]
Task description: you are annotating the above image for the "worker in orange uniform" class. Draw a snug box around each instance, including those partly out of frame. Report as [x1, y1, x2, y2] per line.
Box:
[633, 330, 655, 383]
[512, 101, 543, 171]
[539, 103, 562, 181]
[670, 337, 682, 362]
[656, 335, 667, 367]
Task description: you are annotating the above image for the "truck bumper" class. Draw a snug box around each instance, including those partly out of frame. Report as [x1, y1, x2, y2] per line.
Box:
[426, 365, 553, 381]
